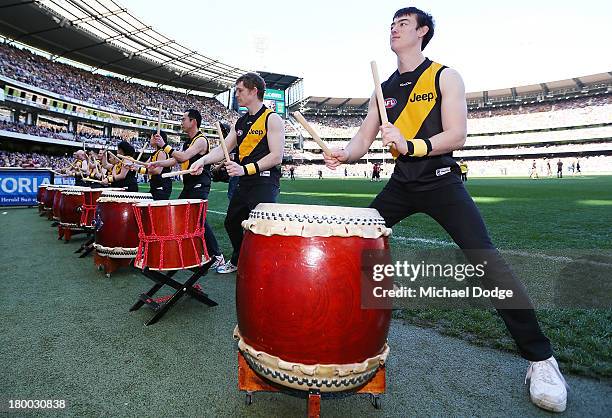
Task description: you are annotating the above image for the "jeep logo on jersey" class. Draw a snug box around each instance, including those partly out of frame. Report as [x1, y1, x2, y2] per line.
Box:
[384, 98, 397, 108]
[249, 129, 264, 136]
[409, 92, 435, 103]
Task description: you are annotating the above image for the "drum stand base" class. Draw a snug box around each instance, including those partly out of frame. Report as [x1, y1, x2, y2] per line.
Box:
[129, 260, 218, 326]
[75, 232, 95, 257]
[59, 227, 87, 243]
[237, 352, 385, 417]
[94, 252, 133, 277]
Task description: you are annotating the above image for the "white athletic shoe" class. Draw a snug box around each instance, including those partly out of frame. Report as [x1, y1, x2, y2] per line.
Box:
[217, 260, 238, 274]
[525, 356, 568, 412]
[209, 255, 225, 270]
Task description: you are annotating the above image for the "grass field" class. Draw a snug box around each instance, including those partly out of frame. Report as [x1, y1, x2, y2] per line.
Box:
[1, 175, 610, 416]
[193, 175, 611, 379]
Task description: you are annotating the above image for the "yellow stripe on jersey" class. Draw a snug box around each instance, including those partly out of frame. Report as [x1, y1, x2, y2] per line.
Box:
[180, 132, 206, 171]
[391, 61, 444, 158]
[239, 108, 273, 162]
[114, 161, 122, 175]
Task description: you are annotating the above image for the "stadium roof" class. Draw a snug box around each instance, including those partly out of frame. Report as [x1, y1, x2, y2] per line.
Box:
[257, 71, 302, 91]
[294, 72, 612, 114]
[0, 0, 249, 94]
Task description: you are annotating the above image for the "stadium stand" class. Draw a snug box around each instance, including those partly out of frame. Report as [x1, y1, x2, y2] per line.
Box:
[1, 39, 610, 178]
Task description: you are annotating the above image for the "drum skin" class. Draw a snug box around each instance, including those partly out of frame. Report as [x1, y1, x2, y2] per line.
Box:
[95, 201, 140, 253]
[133, 200, 209, 271]
[81, 189, 103, 228]
[236, 231, 391, 366]
[59, 191, 83, 228]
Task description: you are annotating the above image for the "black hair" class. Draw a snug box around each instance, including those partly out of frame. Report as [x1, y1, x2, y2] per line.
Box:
[185, 109, 202, 128]
[117, 140, 135, 157]
[220, 122, 230, 138]
[393, 7, 435, 50]
[236, 72, 266, 100]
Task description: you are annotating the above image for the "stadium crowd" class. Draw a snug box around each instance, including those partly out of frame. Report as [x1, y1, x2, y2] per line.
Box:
[1, 119, 153, 150]
[0, 43, 237, 125]
[0, 150, 71, 170]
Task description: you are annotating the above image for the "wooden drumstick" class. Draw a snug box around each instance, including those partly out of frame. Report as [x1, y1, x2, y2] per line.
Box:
[157, 104, 162, 135]
[371, 61, 388, 124]
[115, 154, 147, 166]
[83, 177, 104, 184]
[371, 60, 397, 152]
[215, 121, 231, 162]
[161, 169, 192, 178]
[292, 111, 332, 156]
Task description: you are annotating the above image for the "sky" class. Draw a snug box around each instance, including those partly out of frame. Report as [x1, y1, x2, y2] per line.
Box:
[121, 0, 611, 98]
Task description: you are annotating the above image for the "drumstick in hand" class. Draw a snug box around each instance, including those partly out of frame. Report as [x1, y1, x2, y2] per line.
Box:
[371, 60, 396, 152]
[292, 111, 332, 156]
[161, 169, 192, 178]
[215, 121, 231, 162]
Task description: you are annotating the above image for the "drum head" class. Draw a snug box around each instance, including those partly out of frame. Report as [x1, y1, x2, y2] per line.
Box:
[97, 191, 153, 203]
[243, 203, 391, 238]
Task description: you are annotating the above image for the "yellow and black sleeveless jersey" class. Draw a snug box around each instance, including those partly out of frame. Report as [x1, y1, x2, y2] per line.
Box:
[234, 104, 280, 186]
[149, 148, 172, 190]
[381, 58, 461, 191]
[180, 131, 211, 189]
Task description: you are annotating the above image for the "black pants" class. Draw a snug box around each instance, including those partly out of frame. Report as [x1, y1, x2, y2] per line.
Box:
[178, 184, 221, 258]
[225, 182, 279, 265]
[150, 184, 172, 201]
[370, 178, 552, 361]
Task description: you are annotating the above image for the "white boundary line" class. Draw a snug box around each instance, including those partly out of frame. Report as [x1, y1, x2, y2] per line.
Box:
[205, 210, 610, 266]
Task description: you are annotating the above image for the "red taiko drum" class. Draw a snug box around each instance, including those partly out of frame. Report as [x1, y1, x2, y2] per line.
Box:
[37, 184, 49, 213]
[59, 188, 88, 230]
[94, 191, 152, 258]
[51, 185, 81, 220]
[79, 188, 122, 229]
[133, 199, 210, 271]
[234, 203, 392, 392]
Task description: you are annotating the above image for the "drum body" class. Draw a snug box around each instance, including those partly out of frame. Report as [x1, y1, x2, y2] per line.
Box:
[94, 191, 152, 258]
[80, 189, 104, 228]
[43, 187, 55, 211]
[133, 199, 210, 271]
[235, 203, 392, 392]
[37, 185, 48, 212]
[59, 189, 86, 229]
[52, 188, 63, 220]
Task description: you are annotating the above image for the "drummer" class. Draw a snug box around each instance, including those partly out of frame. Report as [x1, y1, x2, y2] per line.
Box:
[66, 150, 88, 186]
[189, 73, 285, 274]
[101, 141, 138, 191]
[134, 131, 172, 200]
[147, 109, 225, 270]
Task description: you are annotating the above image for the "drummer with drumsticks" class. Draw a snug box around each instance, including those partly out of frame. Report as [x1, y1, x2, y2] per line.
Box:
[100, 141, 138, 191]
[322, 7, 568, 412]
[189, 72, 285, 274]
[147, 109, 225, 270]
[132, 131, 173, 200]
[65, 150, 88, 186]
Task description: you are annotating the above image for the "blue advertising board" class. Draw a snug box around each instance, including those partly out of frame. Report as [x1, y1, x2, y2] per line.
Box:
[0, 168, 64, 206]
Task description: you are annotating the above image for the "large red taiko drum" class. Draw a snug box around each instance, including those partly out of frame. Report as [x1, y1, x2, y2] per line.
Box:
[234, 203, 392, 392]
[37, 184, 49, 213]
[133, 199, 210, 271]
[59, 188, 88, 230]
[94, 191, 152, 258]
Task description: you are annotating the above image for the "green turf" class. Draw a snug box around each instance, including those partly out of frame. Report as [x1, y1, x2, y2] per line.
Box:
[0, 175, 609, 417]
[191, 175, 612, 379]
